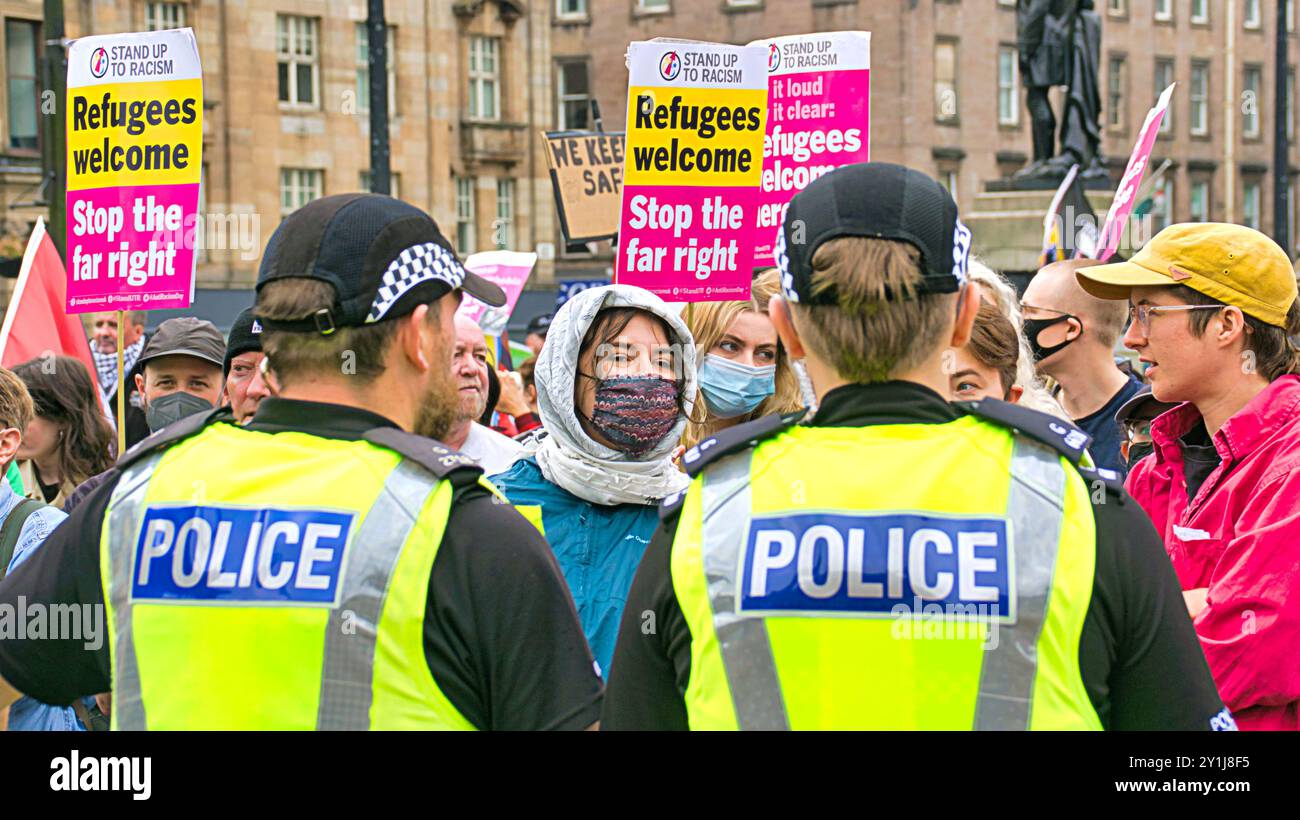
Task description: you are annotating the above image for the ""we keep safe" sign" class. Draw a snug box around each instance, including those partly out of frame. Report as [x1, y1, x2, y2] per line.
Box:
[616, 40, 767, 303]
[65, 28, 203, 314]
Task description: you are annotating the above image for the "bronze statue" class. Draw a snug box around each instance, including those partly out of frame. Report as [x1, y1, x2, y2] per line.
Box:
[1015, 0, 1105, 180]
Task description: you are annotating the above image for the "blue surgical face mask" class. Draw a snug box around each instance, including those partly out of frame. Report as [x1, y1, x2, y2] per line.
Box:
[698, 353, 776, 420]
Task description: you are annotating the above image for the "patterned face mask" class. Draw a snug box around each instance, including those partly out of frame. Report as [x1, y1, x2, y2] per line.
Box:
[580, 374, 680, 456]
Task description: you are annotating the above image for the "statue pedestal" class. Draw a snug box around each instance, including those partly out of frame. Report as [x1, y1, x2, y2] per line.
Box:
[965, 181, 1114, 277]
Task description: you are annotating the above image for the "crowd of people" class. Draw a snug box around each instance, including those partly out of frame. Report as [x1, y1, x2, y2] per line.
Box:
[0, 161, 1295, 730]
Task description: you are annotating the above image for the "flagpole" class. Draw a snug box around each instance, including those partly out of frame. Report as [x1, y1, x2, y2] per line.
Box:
[116, 310, 125, 457]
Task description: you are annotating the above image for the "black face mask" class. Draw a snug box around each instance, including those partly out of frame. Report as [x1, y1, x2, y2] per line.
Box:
[1023, 314, 1080, 363]
[1127, 441, 1155, 468]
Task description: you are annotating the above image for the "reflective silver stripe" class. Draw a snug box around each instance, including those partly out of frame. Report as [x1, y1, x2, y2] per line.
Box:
[104, 453, 165, 731]
[700, 452, 790, 731]
[316, 460, 437, 730]
[973, 436, 1068, 730]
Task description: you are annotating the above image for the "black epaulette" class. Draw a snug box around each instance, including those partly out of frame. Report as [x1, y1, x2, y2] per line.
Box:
[363, 427, 484, 486]
[116, 406, 234, 470]
[680, 409, 807, 478]
[954, 398, 1093, 466]
[1076, 464, 1128, 499]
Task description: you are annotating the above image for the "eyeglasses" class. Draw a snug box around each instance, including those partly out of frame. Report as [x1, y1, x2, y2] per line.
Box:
[1127, 303, 1224, 336]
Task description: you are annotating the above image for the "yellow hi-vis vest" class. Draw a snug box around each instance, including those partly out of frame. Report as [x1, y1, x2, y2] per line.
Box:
[670, 414, 1104, 730]
[99, 416, 482, 730]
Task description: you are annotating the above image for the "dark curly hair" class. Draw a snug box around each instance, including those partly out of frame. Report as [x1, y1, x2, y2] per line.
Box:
[13, 356, 115, 485]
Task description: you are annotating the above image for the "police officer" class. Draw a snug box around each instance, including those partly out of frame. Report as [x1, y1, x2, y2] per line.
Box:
[602, 163, 1229, 731]
[0, 194, 603, 730]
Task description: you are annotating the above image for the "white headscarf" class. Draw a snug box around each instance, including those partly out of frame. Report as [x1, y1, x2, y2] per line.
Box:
[531, 284, 697, 506]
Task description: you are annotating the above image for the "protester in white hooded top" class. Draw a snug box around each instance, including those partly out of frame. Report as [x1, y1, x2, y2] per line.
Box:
[441, 314, 525, 475]
[491, 284, 697, 678]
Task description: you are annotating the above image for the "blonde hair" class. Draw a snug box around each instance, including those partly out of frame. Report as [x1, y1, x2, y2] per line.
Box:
[788, 237, 956, 383]
[967, 258, 1071, 420]
[681, 269, 802, 450]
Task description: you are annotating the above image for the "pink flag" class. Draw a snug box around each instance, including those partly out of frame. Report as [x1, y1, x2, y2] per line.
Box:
[1094, 83, 1176, 262]
[0, 218, 97, 375]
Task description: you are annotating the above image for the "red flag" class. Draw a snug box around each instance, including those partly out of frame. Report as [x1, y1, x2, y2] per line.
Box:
[0, 218, 96, 374]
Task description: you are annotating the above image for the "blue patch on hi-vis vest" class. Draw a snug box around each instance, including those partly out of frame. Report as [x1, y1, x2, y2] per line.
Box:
[131, 505, 355, 605]
[739, 512, 1013, 619]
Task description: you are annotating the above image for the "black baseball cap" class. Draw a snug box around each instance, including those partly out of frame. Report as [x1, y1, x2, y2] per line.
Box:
[1114, 384, 1177, 425]
[223, 307, 264, 376]
[776, 162, 972, 305]
[139, 317, 226, 370]
[255, 193, 506, 334]
[526, 313, 553, 337]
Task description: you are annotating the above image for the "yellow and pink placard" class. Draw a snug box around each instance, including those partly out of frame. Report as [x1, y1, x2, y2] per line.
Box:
[65, 28, 203, 314]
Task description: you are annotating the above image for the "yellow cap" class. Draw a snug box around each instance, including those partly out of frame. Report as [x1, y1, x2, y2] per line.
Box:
[1075, 222, 1298, 327]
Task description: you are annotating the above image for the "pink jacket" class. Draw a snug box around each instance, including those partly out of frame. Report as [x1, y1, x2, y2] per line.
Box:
[1127, 375, 1300, 731]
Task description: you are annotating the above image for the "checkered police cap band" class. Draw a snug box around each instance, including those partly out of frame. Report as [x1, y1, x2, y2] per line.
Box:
[777, 162, 969, 305]
[366, 241, 467, 323]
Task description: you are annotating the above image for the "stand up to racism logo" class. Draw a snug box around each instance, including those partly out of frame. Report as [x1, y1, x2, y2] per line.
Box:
[659, 50, 681, 81]
[768, 43, 781, 73]
[90, 47, 109, 78]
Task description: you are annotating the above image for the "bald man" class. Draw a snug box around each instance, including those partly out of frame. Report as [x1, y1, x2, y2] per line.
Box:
[441, 313, 525, 476]
[1021, 258, 1145, 475]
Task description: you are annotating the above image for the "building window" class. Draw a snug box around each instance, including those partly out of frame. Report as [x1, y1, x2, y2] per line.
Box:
[1107, 0, 1127, 14]
[1108, 56, 1126, 130]
[938, 169, 959, 201]
[1154, 0, 1171, 22]
[468, 36, 500, 121]
[280, 168, 324, 215]
[360, 171, 400, 199]
[355, 24, 396, 115]
[1289, 0, 1295, 32]
[1245, 0, 1261, 29]
[146, 2, 186, 30]
[5, 19, 40, 151]
[456, 177, 477, 255]
[495, 178, 515, 250]
[1152, 177, 1173, 232]
[1243, 66, 1262, 139]
[998, 47, 1019, 126]
[1190, 0, 1208, 24]
[1243, 182, 1262, 230]
[1190, 61, 1209, 136]
[277, 15, 319, 108]
[637, 0, 671, 12]
[934, 39, 958, 124]
[557, 59, 591, 130]
[1155, 58, 1174, 134]
[556, 0, 588, 18]
[1190, 181, 1210, 222]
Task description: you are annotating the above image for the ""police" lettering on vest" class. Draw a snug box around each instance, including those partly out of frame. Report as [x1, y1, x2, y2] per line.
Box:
[739, 512, 1013, 619]
[131, 506, 355, 605]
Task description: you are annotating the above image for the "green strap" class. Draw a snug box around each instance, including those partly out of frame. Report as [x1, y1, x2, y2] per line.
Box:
[0, 498, 46, 581]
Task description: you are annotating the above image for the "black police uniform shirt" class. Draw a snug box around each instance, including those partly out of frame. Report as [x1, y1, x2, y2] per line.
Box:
[1073, 374, 1146, 478]
[601, 381, 1228, 731]
[0, 398, 603, 731]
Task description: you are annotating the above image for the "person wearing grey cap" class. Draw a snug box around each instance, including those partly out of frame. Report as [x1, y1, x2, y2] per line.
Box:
[133, 316, 226, 434]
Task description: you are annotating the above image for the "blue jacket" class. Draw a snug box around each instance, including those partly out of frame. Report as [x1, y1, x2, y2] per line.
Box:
[0, 482, 91, 731]
[490, 457, 658, 678]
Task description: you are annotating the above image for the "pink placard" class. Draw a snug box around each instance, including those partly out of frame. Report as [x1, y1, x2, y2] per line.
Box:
[458, 251, 536, 336]
[66, 183, 200, 312]
[751, 31, 871, 267]
[1095, 83, 1176, 262]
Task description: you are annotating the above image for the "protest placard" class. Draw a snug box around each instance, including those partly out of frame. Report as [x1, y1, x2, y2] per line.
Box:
[749, 31, 870, 267]
[616, 40, 767, 302]
[1093, 83, 1175, 262]
[458, 251, 537, 336]
[543, 131, 625, 242]
[65, 28, 203, 314]
[556, 277, 611, 310]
